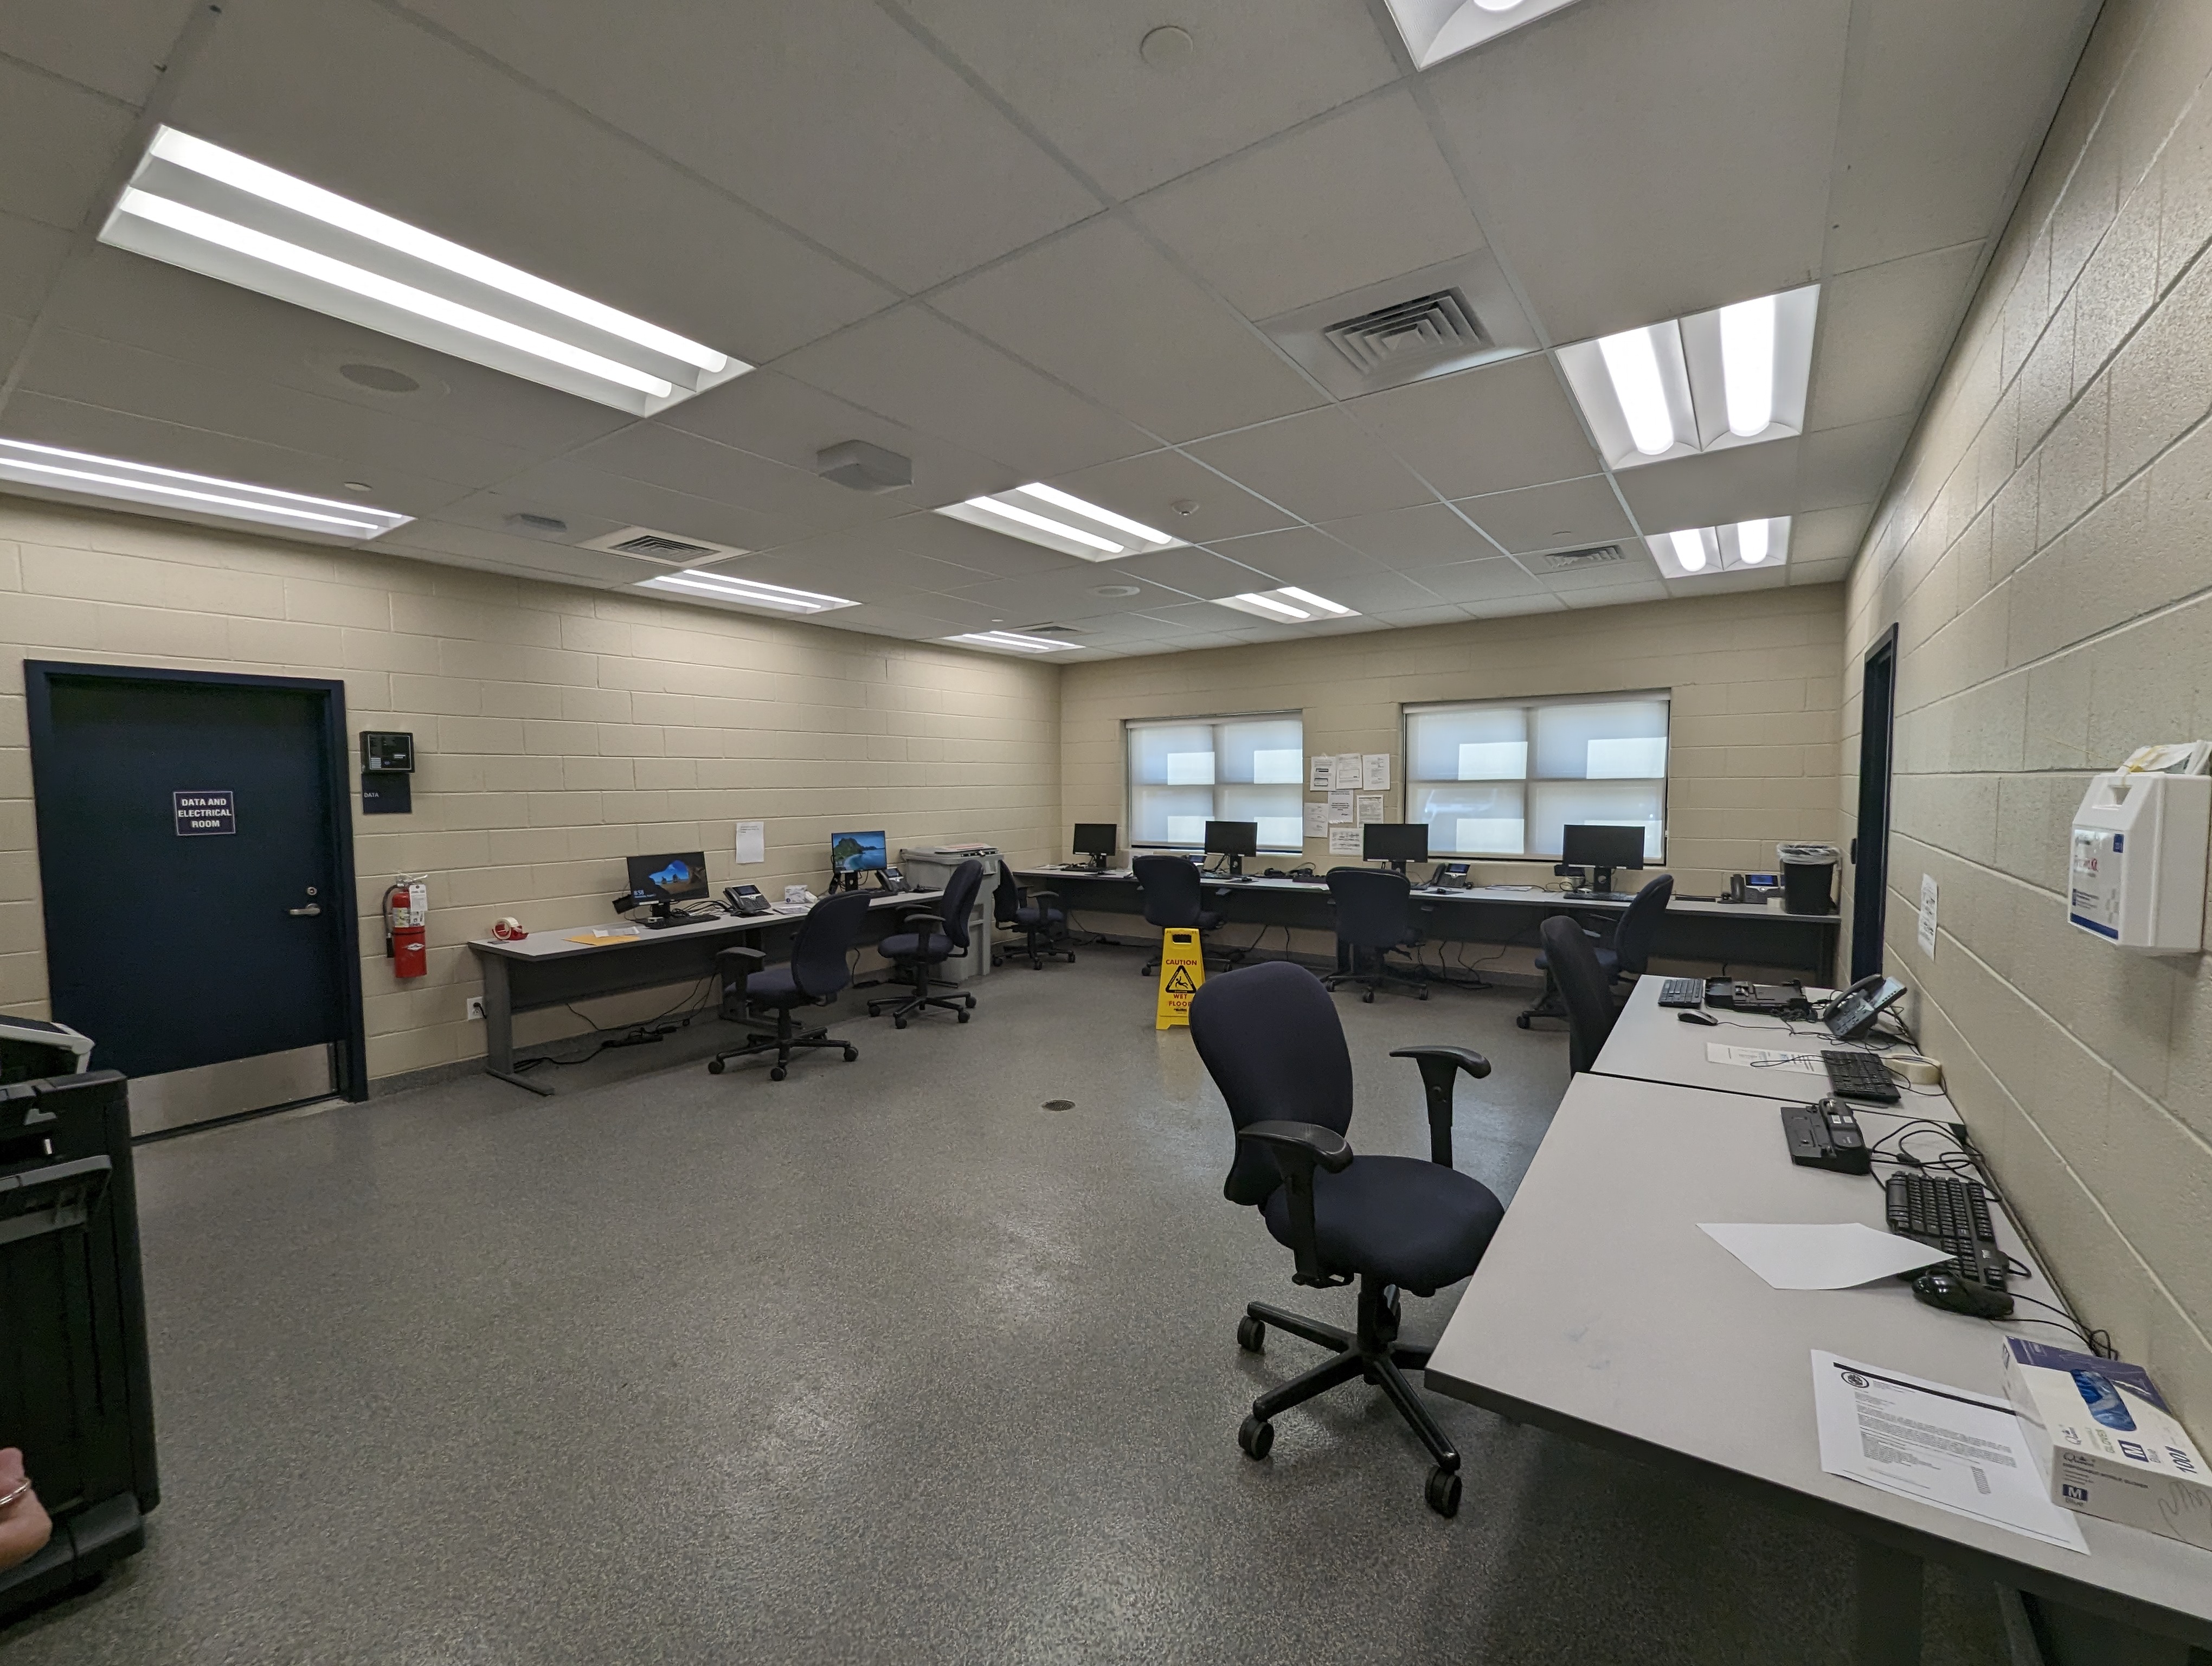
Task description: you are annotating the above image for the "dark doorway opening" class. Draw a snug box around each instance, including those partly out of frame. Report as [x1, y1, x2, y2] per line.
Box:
[1850, 627, 1899, 983]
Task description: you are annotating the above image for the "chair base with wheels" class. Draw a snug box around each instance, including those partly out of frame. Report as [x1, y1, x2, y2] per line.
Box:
[992, 864, 1076, 971]
[866, 965, 975, 1029]
[1322, 944, 1430, 1003]
[707, 997, 859, 1081]
[869, 860, 987, 1031]
[1236, 1272, 1462, 1515]
[705, 901, 872, 1082]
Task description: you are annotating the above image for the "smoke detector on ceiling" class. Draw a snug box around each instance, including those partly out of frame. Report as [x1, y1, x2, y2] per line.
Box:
[1539, 543, 1626, 571]
[581, 525, 744, 565]
[1258, 252, 1536, 397]
[817, 439, 912, 492]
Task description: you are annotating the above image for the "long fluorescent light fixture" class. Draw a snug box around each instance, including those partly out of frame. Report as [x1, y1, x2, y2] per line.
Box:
[1557, 286, 1818, 470]
[1645, 517, 1792, 578]
[0, 436, 410, 539]
[943, 630, 1079, 655]
[935, 484, 1186, 562]
[1212, 586, 1360, 624]
[1382, 0, 1587, 66]
[100, 127, 749, 416]
[634, 568, 856, 614]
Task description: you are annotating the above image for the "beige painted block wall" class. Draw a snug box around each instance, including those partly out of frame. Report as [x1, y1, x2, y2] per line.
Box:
[0, 499, 1060, 1081]
[1838, 0, 2212, 1421]
[1061, 586, 1844, 970]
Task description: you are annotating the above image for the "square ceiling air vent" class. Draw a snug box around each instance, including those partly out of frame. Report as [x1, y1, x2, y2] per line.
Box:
[1018, 621, 1085, 636]
[581, 525, 742, 566]
[1539, 544, 1626, 571]
[1259, 251, 1538, 398]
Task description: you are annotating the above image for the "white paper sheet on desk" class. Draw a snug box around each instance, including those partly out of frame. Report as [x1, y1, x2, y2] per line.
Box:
[1811, 1351, 2088, 1551]
[1706, 1042, 1827, 1076]
[1698, 1222, 1950, 1289]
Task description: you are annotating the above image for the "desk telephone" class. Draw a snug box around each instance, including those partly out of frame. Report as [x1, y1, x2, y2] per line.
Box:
[723, 885, 770, 917]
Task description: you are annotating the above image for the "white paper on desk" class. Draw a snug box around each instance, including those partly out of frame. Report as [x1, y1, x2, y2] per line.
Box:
[1328, 826, 1362, 856]
[1811, 1351, 2088, 1551]
[1362, 753, 1390, 790]
[1309, 756, 1333, 791]
[1700, 1223, 1950, 1290]
[1707, 1042, 1827, 1077]
[1303, 800, 1328, 837]
[1355, 793, 1384, 824]
[734, 820, 765, 866]
[1328, 790, 1353, 824]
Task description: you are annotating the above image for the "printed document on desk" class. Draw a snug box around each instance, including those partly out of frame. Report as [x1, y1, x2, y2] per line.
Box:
[1700, 1223, 1949, 1290]
[1707, 1043, 1827, 1077]
[1811, 1351, 2088, 1551]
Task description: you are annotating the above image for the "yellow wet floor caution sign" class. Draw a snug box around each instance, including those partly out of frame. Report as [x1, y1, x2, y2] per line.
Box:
[1155, 928, 1205, 1029]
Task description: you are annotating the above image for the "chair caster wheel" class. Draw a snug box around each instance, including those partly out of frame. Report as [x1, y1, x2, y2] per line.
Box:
[769, 1066, 787, 1081]
[1364, 990, 1375, 1004]
[843, 1047, 859, 1062]
[893, 1017, 907, 1030]
[1236, 1315, 1264, 1353]
[1418, 988, 1430, 1001]
[1237, 1415, 1274, 1460]
[706, 1058, 725, 1074]
[1426, 1466, 1462, 1517]
[957, 1009, 970, 1023]
[964, 995, 976, 1009]
[1515, 1015, 1531, 1029]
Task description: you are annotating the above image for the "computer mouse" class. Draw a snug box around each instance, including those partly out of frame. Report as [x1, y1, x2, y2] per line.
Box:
[1911, 1268, 2014, 1319]
[1677, 1010, 1719, 1026]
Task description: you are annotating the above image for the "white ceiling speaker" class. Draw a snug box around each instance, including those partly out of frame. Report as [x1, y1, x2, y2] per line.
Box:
[816, 440, 912, 492]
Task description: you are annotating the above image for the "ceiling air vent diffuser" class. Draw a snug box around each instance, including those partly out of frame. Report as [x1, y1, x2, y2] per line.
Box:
[1323, 289, 1485, 376]
[1539, 544, 1626, 571]
[1259, 252, 1537, 397]
[581, 525, 742, 565]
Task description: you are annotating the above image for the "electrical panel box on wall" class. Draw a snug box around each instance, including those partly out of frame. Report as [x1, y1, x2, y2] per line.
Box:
[2068, 771, 2210, 953]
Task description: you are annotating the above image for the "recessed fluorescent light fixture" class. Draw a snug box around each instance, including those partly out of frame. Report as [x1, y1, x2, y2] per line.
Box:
[934, 484, 1186, 562]
[1557, 286, 1818, 470]
[943, 630, 1079, 655]
[1381, 0, 1587, 67]
[1212, 586, 1360, 624]
[634, 568, 856, 614]
[1645, 517, 1792, 579]
[100, 127, 749, 416]
[0, 436, 410, 540]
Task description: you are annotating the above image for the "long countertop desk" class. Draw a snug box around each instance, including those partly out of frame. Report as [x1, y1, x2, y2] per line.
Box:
[1017, 866, 1842, 981]
[1593, 974, 1932, 1103]
[465, 889, 943, 1094]
[1423, 1071, 2212, 1662]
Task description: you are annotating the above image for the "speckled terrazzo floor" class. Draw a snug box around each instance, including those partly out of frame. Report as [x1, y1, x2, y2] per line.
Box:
[2, 947, 2011, 1664]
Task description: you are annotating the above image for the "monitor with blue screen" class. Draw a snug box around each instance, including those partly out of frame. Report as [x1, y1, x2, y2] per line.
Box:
[831, 830, 888, 874]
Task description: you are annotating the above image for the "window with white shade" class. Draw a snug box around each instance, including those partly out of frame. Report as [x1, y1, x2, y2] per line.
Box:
[1127, 714, 1304, 853]
[1405, 694, 1669, 861]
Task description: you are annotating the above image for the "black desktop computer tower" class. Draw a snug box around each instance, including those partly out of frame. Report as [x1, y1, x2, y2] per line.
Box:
[0, 1071, 159, 1620]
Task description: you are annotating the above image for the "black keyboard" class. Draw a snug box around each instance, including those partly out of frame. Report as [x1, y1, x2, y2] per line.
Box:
[1822, 1049, 1901, 1103]
[1886, 1173, 2008, 1290]
[1658, 977, 1705, 1008]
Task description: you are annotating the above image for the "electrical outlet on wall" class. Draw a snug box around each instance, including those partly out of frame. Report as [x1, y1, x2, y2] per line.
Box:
[466, 996, 485, 1021]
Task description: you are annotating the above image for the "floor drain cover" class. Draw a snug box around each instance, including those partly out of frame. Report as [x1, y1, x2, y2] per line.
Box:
[1042, 1099, 1075, 1111]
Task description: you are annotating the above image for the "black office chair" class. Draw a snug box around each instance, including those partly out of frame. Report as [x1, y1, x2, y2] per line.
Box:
[1132, 854, 1225, 976]
[869, 857, 984, 1028]
[1541, 914, 1621, 1073]
[1191, 961, 1502, 1516]
[992, 861, 1073, 970]
[1517, 873, 1675, 1028]
[1321, 867, 1427, 1002]
[706, 888, 872, 1080]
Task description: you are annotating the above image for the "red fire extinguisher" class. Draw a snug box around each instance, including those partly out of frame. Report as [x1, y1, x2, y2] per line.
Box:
[384, 875, 429, 979]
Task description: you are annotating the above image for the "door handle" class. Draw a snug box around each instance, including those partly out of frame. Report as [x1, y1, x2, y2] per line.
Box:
[287, 903, 323, 917]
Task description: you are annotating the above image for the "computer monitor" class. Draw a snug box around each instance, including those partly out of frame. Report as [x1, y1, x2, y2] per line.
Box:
[626, 851, 709, 920]
[829, 830, 888, 889]
[1560, 823, 1646, 891]
[1362, 822, 1429, 874]
[1204, 819, 1258, 877]
[1072, 822, 1117, 870]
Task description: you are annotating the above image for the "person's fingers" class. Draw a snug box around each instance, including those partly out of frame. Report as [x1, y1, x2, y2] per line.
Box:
[0, 1448, 24, 1488]
[0, 1486, 51, 1572]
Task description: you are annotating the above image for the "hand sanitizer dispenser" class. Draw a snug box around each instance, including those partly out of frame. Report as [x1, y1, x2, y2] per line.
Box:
[2068, 748, 2211, 953]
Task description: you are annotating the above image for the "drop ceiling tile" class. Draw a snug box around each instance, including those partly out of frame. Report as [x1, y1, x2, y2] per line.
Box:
[1824, 0, 2093, 273]
[0, 58, 138, 230]
[384, 520, 659, 587]
[1293, 568, 1445, 617]
[703, 527, 1002, 595]
[563, 424, 909, 535]
[0, 210, 72, 321]
[1130, 90, 1483, 320]
[1798, 418, 1913, 511]
[443, 466, 811, 556]
[940, 569, 1190, 627]
[899, 0, 1401, 200]
[1313, 503, 1496, 569]
[1423, 0, 1849, 342]
[1348, 355, 1600, 498]
[1554, 578, 1673, 609]
[1046, 450, 1293, 545]
[1611, 439, 1802, 533]
[409, 0, 1097, 291]
[1806, 242, 1984, 431]
[931, 217, 1322, 443]
[1453, 476, 1636, 554]
[777, 305, 1152, 480]
[1108, 546, 1290, 601]
[167, 0, 895, 362]
[1787, 502, 1875, 566]
[1789, 556, 1856, 586]
[1390, 554, 1553, 607]
[1371, 603, 1477, 629]
[1202, 525, 1382, 587]
[860, 511, 1081, 581]
[1187, 408, 1432, 522]
[0, 0, 197, 105]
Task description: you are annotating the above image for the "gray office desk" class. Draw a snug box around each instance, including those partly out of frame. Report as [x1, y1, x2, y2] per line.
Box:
[1017, 867, 1841, 981]
[1423, 1074, 2212, 1662]
[465, 889, 942, 1095]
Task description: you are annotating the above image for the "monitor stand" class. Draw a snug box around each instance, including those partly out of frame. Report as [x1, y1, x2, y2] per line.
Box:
[640, 898, 690, 930]
[1089, 853, 1109, 872]
[1226, 853, 1245, 878]
[1592, 865, 1616, 895]
[1385, 859, 1409, 877]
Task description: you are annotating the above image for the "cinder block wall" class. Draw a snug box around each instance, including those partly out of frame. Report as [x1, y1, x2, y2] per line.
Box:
[1060, 585, 1846, 971]
[0, 498, 1060, 1080]
[1840, 0, 2212, 1419]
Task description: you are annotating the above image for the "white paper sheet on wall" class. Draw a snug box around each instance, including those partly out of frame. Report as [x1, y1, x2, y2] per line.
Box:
[1303, 800, 1328, 837]
[1918, 874, 1939, 959]
[1329, 827, 1362, 855]
[1362, 753, 1390, 790]
[735, 821, 765, 865]
[1355, 793, 1384, 824]
[1328, 790, 1353, 824]
[1334, 754, 1361, 789]
[1309, 756, 1334, 791]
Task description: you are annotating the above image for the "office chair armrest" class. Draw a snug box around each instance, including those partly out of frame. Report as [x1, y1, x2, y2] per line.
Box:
[890, 908, 946, 934]
[1238, 1120, 1353, 1289]
[1389, 1046, 1492, 1168]
[715, 946, 767, 971]
[1026, 888, 1060, 907]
